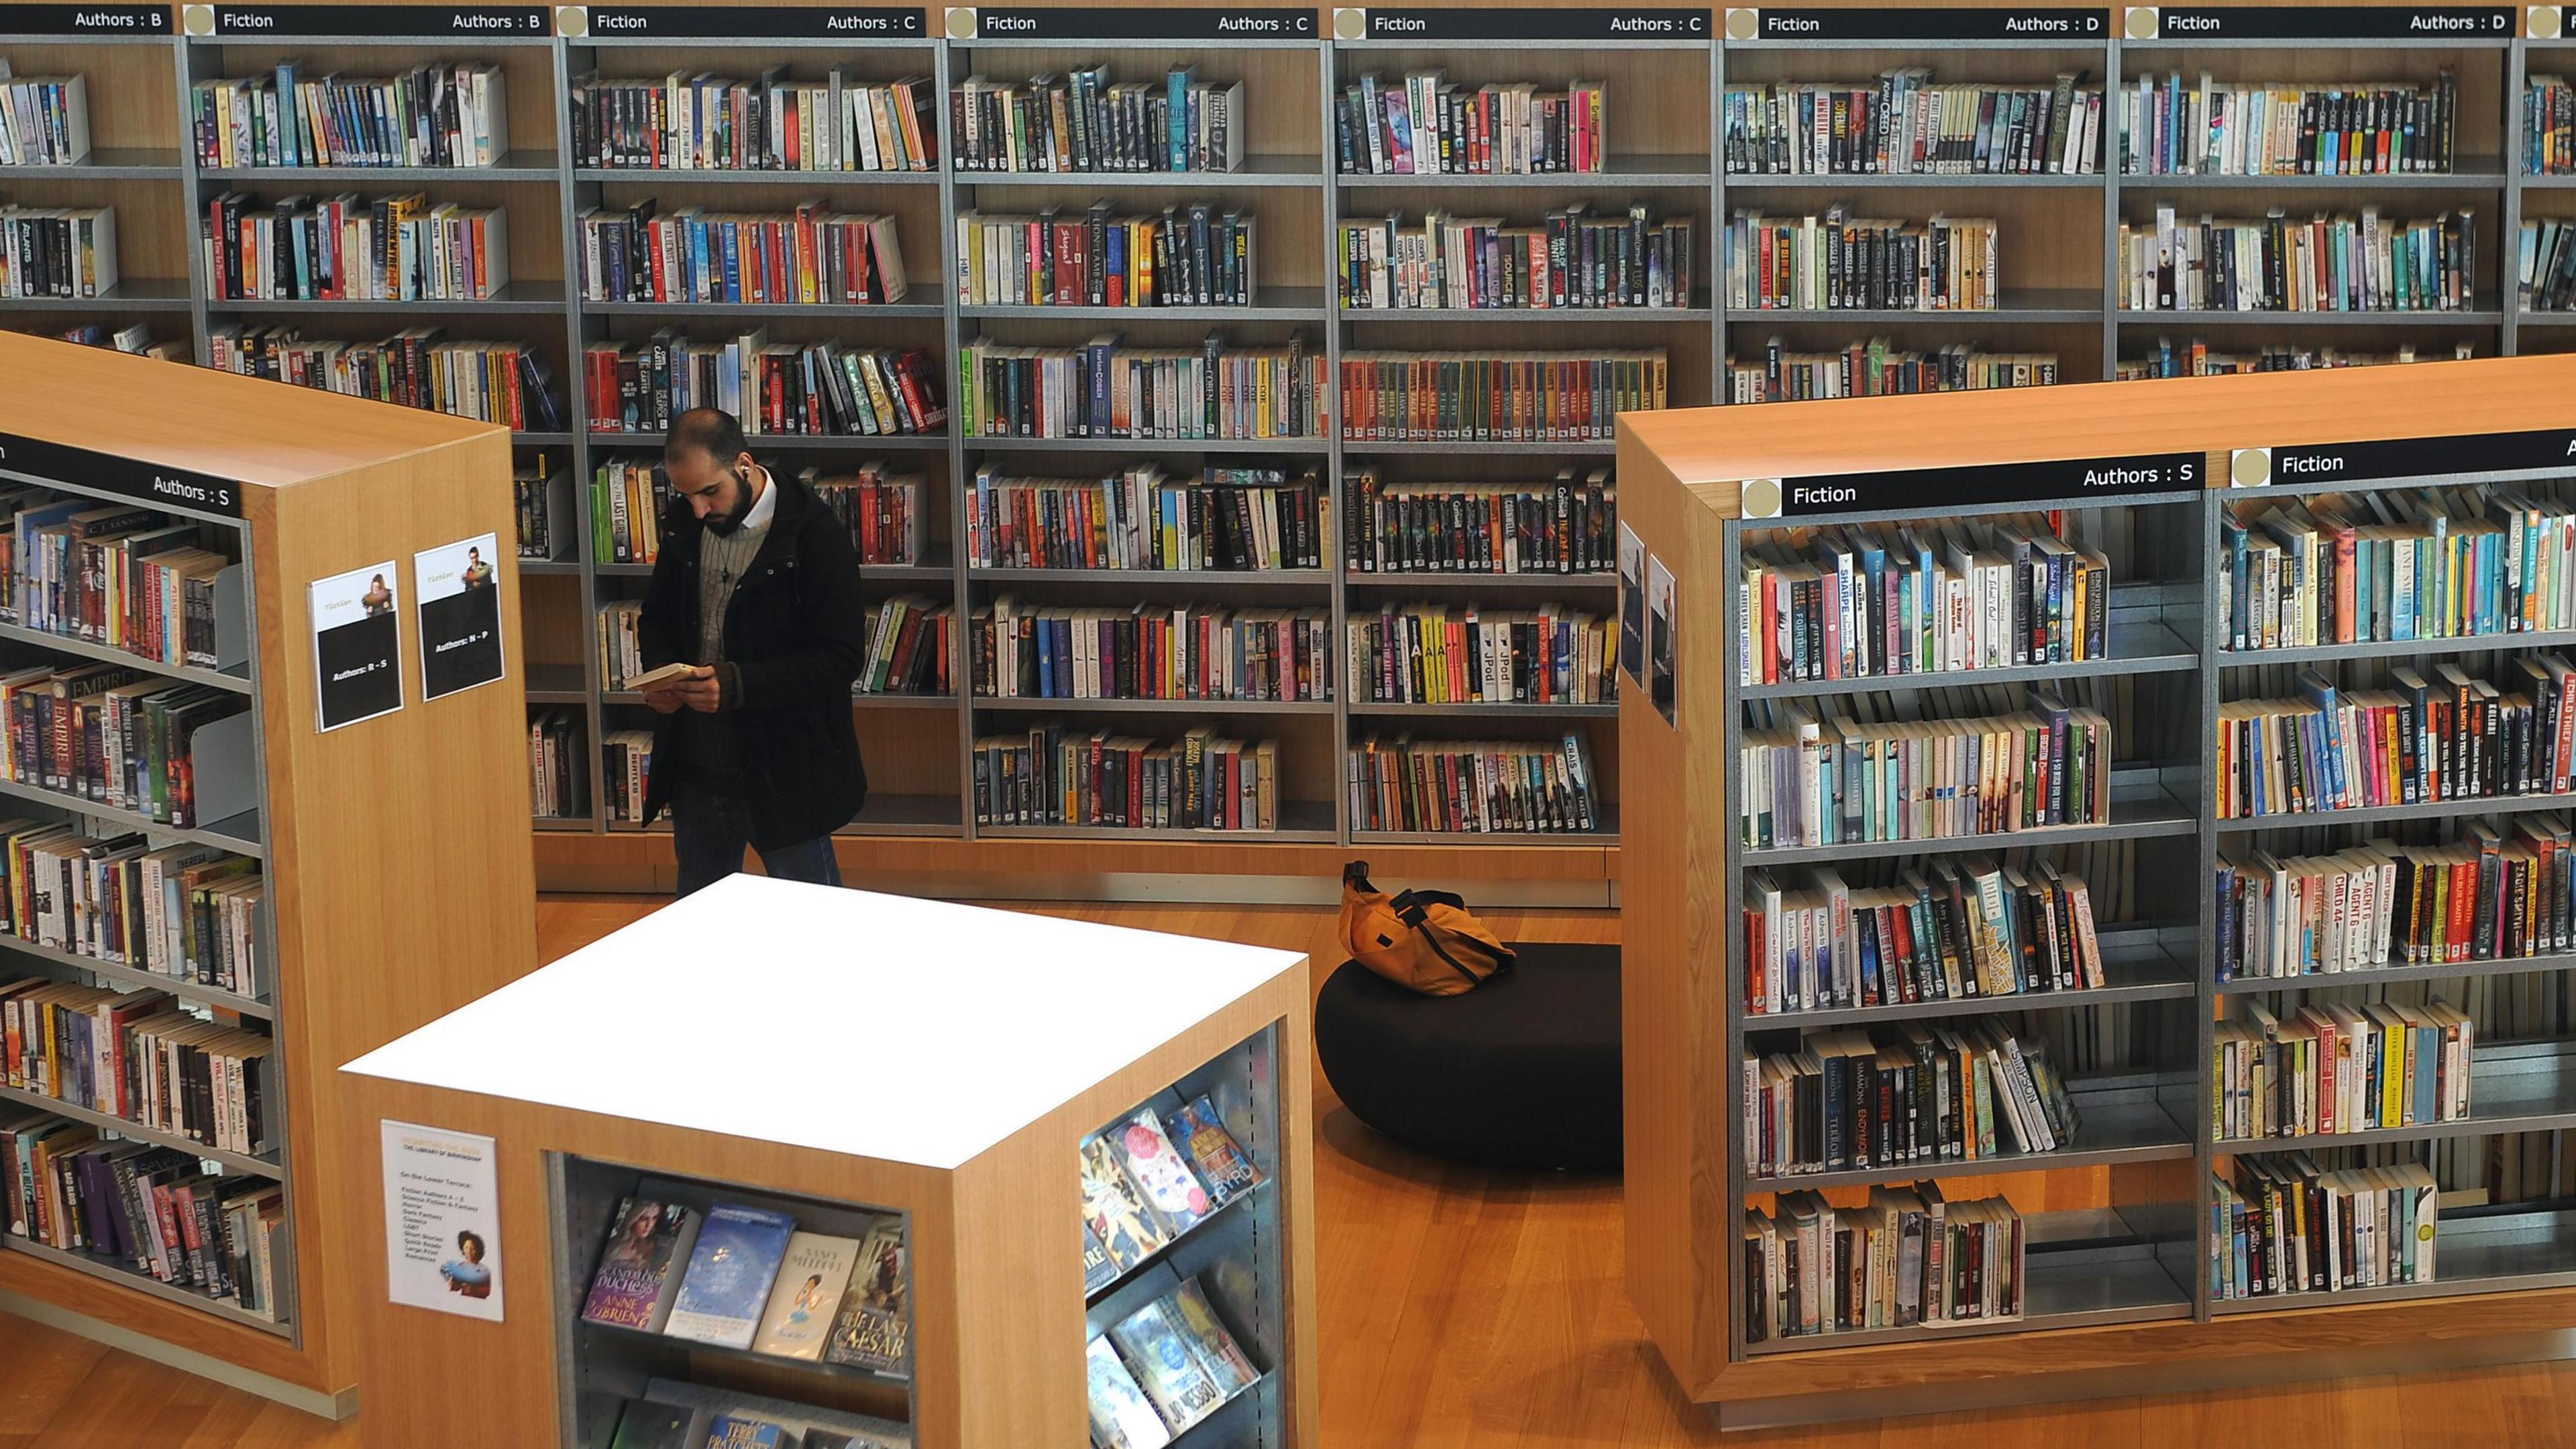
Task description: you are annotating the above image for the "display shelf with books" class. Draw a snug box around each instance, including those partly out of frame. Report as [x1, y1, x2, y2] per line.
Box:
[0, 332, 536, 1416]
[339, 879, 1317, 1447]
[1619, 350, 2576, 1428]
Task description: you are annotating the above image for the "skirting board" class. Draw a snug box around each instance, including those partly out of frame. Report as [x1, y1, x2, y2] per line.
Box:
[0, 1288, 357, 1419]
[536, 866, 1619, 908]
[1708, 1328, 2576, 1432]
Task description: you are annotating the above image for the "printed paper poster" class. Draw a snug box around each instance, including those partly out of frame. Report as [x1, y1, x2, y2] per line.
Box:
[310, 560, 401, 732]
[1648, 553, 1677, 728]
[1618, 521, 1646, 686]
[381, 1120, 504, 1322]
[415, 533, 506, 701]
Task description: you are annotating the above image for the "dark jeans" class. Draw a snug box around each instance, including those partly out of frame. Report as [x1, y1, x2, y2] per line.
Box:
[673, 784, 843, 897]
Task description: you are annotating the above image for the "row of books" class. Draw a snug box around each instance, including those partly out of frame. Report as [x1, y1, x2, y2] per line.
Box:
[1081, 1097, 1264, 1291]
[2116, 207, 2479, 313]
[1742, 857, 2108, 1016]
[0, 203, 115, 299]
[203, 192, 506, 302]
[529, 708, 584, 820]
[951, 68, 1246, 174]
[0, 490, 231, 669]
[1723, 74, 2104, 177]
[1087, 1277, 1262, 1445]
[578, 1191, 907, 1371]
[0, 1108, 288, 1319]
[1725, 342, 2060, 404]
[515, 453, 558, 559]
[814, 467, 926, 567]
[602, 728, 651, 825]
[956, 337, 1321, 441]
[210, 327, 564, 433]
[2213, 1157, 2440, 1301]
[38, 321, 166, 357]
[1343, 468, 1616, 577]
[2120, 73, 2461, 176]
[585, 338, 945, 439]
[971, 600, 1331, 702]
[2517, 217, 2576, 313]
[0, 823, 263, 997]
[1346, 733, 1601, 836]
[856, 595, 950, 697]
[604, 1400, 894, 1449]
[598, 602, 655, 690]
[1743, 1019, 2084, 1177]
[0, 667, 246, 828]
[2530, 76, 2576, 176]
[971, 724, 1280, 832]
[1737, 515, 2111, 685]
[1334, 207, 1695, 311]
[965, 464, 1325, 572]
[0, 977, 270, 1155]
[2116, 339, 2468, 378]
[1335, 74, 1606, 177]
[576, 204, 908, 305]
[0, 68, 88, 167]
[572, 70, 936, 173]
[1723, 211, 2002, 313]
[2214, 998, 2473, 1140]
[1338, 350, 1667, 443]
[956, 205, 1255, 309]
[2214, 665, 2573, 818]
[1739, 691, 2113, 850]
[1344, 604, 1614, 707]
[2213, 822, 2576, 981]
[591, 460, 676, 566]
[1743, 1186, 2025, 1342]
[192, 62, 507, 170]
[2223, 491, 2576, 651]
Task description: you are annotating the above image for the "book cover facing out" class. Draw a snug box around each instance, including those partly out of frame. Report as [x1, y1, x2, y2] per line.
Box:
[580, 1196, 701, 1332]
[309, 559, 401, 731]
[663, 1201, 798, 1349]
[750, 1230, 863, 1360]
[413, 531, 506, 700]
[606, 1399, 693, 1449]
[824, 1217, 912, 1373]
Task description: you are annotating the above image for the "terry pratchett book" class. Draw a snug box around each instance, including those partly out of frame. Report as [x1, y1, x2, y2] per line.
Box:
[1171, 1095, 1264, 1207]
[662, 1201, 798, 1350]
[823, 1216, 911, 1373]
[581, 1197, 703, 1332]
[703, 1413, 790, 1448]
[1108, 1297, 1226, 1432]
[751, 1230, 863, 1361]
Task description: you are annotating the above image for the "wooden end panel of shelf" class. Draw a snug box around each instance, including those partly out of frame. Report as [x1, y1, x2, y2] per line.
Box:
[1613, 420, 1730, 1393]
[0, 1243, 321, 1388]
[248, 425, 543, 1386]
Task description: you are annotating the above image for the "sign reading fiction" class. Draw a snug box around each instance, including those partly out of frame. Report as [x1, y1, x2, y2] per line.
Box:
[1753, 6, 2102, 40]
[380, 1120, 504, 1323]
[1776, 453, 2200, 517]
[310, 559, 402, 733]
[210, 2, 546, 35]
[587, 3, 922, 35]
[1365, 5, 1707, 40]
[0, 430, 239, 517]
[413, 533, 505, 701]
[2147, 5, 2513, 38]
[975, 5, 1312, 38]
[2270, 428, 2576, 484]
[0, 3, 167, 34]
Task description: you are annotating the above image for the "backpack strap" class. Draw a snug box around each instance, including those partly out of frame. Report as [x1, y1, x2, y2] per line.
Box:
[1391, 890, 1509, 985]
[1343, 859, 1376, 894]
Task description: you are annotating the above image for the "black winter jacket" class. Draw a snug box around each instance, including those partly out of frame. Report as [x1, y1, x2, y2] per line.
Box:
[637, 469, 868, 848]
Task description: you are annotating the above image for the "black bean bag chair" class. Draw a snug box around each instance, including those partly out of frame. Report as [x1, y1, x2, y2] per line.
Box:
[1313, 942, 1621, 1172]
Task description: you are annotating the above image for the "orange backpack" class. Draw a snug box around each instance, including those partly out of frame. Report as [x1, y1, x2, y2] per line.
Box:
[1338, 861, 1515, 997]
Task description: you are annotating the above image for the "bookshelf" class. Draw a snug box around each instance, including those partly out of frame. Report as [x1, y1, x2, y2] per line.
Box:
[1619, 350, 2576, 1428]
[337, 875, 1318, 1447]
[0, 332, 537, 1414]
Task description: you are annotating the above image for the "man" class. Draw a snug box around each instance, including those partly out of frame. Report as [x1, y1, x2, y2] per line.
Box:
[637, 408, 868, 894]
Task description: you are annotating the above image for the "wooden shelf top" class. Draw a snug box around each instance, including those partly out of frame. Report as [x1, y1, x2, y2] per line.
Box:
[1619, 352, 2576, 514]
[0, 332, 502, 490]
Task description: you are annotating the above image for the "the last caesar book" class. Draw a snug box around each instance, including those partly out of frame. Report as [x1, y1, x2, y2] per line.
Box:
[824, 1217, 910, 1373]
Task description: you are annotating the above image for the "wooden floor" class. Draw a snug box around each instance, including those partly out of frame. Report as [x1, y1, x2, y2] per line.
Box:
[10, 896, 2576, 1446]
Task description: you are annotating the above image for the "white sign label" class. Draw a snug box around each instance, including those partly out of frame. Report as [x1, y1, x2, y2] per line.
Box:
[380, 1119, 504, 1321]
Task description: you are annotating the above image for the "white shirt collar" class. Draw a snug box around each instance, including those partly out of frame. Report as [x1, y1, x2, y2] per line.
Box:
[739, 462, 779, 533]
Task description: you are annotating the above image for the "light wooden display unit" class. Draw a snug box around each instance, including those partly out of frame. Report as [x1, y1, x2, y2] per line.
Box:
[0, 331, 539, 1413]
[1618, 350, 2576, 1428]
[335, 875, 1319, 1448]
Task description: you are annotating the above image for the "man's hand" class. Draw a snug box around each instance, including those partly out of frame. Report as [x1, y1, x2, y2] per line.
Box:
[641, 686, 684, 714]
[674, 665, 723, 713]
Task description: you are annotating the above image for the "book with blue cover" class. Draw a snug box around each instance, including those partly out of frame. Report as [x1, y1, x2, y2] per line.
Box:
[703, 1413, 788, 1448]
[661, 1201, 798, 1350]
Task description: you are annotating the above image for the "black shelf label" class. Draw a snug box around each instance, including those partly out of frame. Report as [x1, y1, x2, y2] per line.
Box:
[586, 3, 926, 36]
[207, 3, 548, 36]
[1363, 7, 1708, 41]
[0, 432, 241, 519]
[2270, 429, 2576, 484]
[1748, 7, 2104, 41]
[0, 3, 168, 34]
[2146, 6, 2514, 40]
[972, 6, 1317, 40]
[1772, 452, 2200, 517]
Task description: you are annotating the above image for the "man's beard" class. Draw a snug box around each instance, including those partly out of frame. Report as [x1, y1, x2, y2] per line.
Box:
[703, 508, 744, 536]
